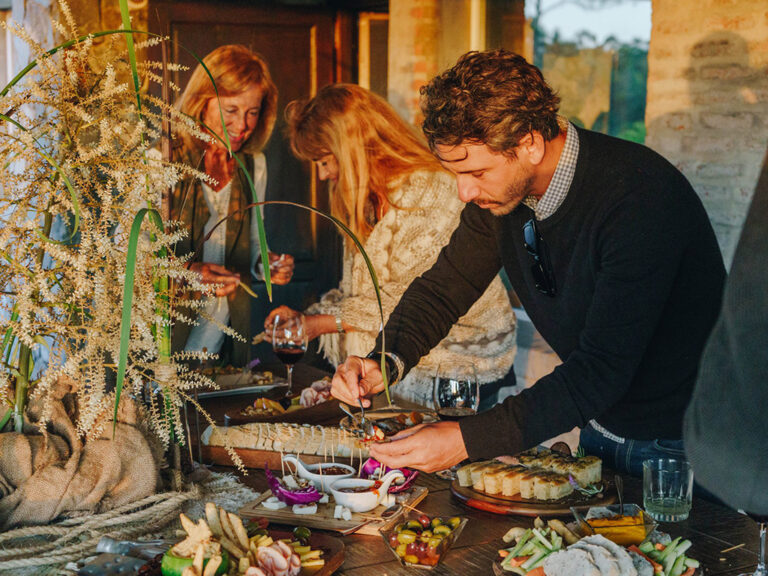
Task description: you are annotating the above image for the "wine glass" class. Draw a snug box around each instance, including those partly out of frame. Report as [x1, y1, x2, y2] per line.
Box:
[433, 362, 480, 421]
[739, 513, 767, 576]
[432, 362, 479, 480]
[271, 313, 308, 397]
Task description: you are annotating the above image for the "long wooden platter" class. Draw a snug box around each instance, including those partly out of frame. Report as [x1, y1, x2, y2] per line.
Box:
[201, 445, 365, 470]
[451, 478, 616, 517]
[239, 485, 429, 536]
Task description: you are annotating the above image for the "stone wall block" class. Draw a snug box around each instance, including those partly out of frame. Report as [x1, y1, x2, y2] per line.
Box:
[695, 162, 744, 179]
[700, 112, 756, 131]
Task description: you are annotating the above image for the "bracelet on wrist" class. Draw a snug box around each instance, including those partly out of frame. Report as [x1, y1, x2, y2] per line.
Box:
[335, 315, 345, 334]
[366, 351, 404, 385]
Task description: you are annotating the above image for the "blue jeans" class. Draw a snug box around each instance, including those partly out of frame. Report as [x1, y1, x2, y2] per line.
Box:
[579, 421, 686, 478]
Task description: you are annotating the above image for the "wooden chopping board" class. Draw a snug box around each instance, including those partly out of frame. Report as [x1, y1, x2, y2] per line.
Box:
[451, 477, 616, 517]
[239, 485, 429, 536]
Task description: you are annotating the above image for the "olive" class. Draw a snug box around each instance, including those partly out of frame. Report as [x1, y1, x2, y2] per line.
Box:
[393, 523, 405, 533]
[396, 530, 418, 544]
[428, 537, 443, 549]
[433, 524, 452, 536]
[406, 520, 424, 531]
[430, 517, 443, 528]
[292, 526, 311, 545]
[403, 554, 420, 564]
[395, 543, 407, 557]
[447, 516, 462, 529]
[418, 514, 432, 528]
[406, 542, 419, 556]
[388, 532, 400, 547]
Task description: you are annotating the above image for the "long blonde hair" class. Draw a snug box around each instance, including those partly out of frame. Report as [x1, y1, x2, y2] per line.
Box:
[177, 45, 278, 155]
[285, 84, 441, 243]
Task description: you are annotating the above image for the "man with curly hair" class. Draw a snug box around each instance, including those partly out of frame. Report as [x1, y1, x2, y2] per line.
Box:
[331, 50, 726, 476]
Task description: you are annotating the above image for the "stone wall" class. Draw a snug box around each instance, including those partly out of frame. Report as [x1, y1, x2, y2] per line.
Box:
[10, 0, 147, 79]
[645, 0, 768, 267]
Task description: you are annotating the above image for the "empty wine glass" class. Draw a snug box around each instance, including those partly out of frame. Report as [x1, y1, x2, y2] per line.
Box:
[432, 362, 479, 480]
[433, 362, 480, 421]
[738, 513, 767, 576]
[271, 313, 308, 397]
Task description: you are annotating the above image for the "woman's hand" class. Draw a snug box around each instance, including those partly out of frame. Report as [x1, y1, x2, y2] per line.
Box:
[264, 305, 301, 342]
[268, 252, 294, 285]
[189, 262, 240, 297]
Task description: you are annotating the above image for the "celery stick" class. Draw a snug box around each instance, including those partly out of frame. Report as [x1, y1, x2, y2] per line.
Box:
[521, 548, 548, 570]
[639, 541, 655, 554]
[684, 558, 700, 568]
[675, 540, 692, 556]
[670, 553, 687, 576]
[532, 528, 554, 550]
[659, 537, 682, 561]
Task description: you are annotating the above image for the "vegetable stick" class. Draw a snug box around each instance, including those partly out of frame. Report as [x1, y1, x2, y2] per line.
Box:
[203, 555, 223, 576]
[192, 543, 205, 575]
[206, 503, 223, 538]
[228, 511, 250, 551]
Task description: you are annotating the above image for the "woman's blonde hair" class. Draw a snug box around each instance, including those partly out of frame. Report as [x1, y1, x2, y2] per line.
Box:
[285, 84, 441, 243]
[177, 45, 278, 155]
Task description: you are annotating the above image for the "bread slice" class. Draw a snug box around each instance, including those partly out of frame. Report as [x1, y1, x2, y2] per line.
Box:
[580, 535, 638, 576]
[543, 548, 601, 576]
[483, 465, 514, 495]
[570, 455, 602, 486]
[457, 461, 486, 487]
[500, 465, 528, 497]
[471, 461, 506, 492]
[570, 541, 621, 576]
[518, 469, 543, 499]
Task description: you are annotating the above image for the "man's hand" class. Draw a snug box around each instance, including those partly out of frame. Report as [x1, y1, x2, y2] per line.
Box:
[330, 356, 385, 408]
[189, 262, 240, 297]
[268, 252, 294, 285]
[369, 421, 469, 473]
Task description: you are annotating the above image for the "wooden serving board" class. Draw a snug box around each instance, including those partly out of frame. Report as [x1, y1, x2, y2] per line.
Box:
[451, 478, 616, 517]
[239, 485, 429, 536]
[201, 445, 365, 470]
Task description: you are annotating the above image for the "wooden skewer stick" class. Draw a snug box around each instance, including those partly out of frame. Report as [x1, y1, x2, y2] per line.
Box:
[720, 543, 746, 553]
[400, 502, 428, 516]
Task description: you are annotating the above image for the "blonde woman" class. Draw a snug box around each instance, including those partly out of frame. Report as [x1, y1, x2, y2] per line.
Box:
[172, 45, 294, 366]
[265, 84, 516, 408]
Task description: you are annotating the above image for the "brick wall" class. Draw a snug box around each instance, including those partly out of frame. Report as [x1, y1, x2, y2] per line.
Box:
[645, 0, 768, 267]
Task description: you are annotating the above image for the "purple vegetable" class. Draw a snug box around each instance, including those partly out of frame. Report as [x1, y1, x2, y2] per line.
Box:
[361, 458, 419, 493]
[264, 465, 322, 505]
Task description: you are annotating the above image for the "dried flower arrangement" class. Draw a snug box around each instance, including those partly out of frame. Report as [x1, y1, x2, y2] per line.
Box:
[0, 0, 391, 527]
[0, 4, 241, 464]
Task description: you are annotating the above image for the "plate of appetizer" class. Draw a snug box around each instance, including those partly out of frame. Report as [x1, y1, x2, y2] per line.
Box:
[492, 513, 701, 576]
[143, 502, 344, 576]
[224, 378, 340, 425]
[450, 447, 616, 517]
[339, 408, 437, 441]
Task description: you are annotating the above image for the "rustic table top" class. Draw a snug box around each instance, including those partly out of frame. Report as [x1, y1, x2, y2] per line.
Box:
[194, 364, 761, 575]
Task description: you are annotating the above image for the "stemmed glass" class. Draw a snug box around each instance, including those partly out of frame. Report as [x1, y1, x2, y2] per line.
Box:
[271, 313, 308, 397]
[432, 362, 479, 480]
[433, 362, 480, 421]
[739, 513, 767, 576]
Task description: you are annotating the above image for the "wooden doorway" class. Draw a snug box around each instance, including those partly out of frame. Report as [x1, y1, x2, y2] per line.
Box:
[149, 1, 349, 359]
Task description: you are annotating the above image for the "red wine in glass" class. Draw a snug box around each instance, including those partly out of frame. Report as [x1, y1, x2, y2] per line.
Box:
[274, 346, 305, 366]
[271, 314, 307, 396]
[436, 406, 477, 421]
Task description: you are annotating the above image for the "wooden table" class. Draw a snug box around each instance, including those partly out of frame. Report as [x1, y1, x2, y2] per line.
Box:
[196, 365, 762, 575]
[212, 466, 761, 576]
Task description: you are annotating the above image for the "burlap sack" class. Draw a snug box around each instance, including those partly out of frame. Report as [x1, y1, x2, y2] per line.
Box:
[0, 378, 161, 529]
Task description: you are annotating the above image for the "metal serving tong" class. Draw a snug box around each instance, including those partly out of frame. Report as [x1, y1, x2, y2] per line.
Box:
[339, 402, 375, 438]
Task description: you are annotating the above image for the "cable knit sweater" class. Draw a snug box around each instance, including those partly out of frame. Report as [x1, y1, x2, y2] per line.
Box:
[307, 170, 517, 406]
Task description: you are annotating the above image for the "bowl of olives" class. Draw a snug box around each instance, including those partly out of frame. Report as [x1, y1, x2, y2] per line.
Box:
[379, 512, 467, 569]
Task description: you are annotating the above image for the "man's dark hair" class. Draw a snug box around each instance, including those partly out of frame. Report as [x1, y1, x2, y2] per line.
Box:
[420, 49, 561, 156]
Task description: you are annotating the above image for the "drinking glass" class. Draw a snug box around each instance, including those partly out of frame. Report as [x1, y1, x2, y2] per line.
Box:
[271, 313, 308, 397]
[432, 363, 479, 480]
[433, 362, 480, 421]
[642, 458, 694, 522]
[738, 513, 767, 576]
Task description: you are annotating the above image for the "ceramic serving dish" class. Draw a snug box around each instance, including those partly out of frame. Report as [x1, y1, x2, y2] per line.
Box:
[282, 454, 356, 490]
[330, 470, 405, 513]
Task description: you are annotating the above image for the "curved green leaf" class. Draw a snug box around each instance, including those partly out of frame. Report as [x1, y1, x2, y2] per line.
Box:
[113, 207, 164, 435]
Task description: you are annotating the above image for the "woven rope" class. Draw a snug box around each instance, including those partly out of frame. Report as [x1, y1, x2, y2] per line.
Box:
[0, 471, 258, 573]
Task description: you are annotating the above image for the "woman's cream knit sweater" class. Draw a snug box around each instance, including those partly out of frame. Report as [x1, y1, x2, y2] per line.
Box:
[307, 170, 517, 406]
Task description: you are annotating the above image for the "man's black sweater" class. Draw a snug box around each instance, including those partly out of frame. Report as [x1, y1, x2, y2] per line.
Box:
[380, 129, 726, 460]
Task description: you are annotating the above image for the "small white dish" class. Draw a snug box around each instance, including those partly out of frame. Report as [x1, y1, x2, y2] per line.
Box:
[330, 470, 405, 513]
[282, 454, 356, 490]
